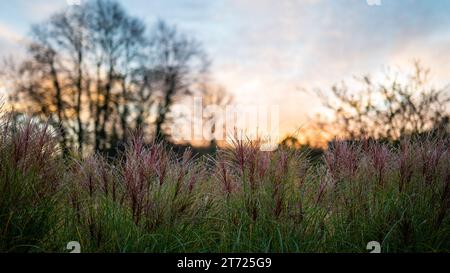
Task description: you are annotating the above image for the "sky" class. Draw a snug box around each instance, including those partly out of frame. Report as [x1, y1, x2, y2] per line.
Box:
[1, 0, 450, 139]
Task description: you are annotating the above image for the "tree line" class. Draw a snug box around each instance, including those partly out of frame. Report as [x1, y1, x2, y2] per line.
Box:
[296, 61, 450, 147]
[2, 0, 216, 156]
[2, 0, 449, 155]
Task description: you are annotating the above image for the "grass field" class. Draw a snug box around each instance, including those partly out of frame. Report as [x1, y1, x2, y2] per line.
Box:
[1, 115, 449, 253]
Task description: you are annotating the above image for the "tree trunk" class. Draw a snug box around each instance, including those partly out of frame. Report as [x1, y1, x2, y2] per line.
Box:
[50, 62, 68, 155]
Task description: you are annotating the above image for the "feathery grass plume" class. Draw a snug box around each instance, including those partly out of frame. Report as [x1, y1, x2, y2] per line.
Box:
[224, 135, 263, 221]
[436, 165, 450, 229]
[123, 132, 152, 224]
[215, 152, 234, 195]
[398, 138, 414, 192]
[1, 103, 450, 252]
[368, 142, 391, 187]
[418, 137, 447, 184]
[0, 112, 63, 252]
[324, 140, 360, 185]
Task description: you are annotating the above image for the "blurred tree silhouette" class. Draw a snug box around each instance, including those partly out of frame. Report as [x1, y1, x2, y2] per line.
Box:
[3, 0, 210, 156]
[150, 21, 209, 141]
[313, 61, 450, 141]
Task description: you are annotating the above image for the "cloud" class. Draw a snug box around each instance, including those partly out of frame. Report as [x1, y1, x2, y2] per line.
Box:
[18, 0, 65, 21]
[0, 24, 23, 42]
[0, 23, 26, 61]
[1, 0, 450, 137]
[197, 0, 450, 135]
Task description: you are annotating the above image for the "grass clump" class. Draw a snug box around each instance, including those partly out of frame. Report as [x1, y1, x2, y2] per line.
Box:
[0, 113, 449, 253]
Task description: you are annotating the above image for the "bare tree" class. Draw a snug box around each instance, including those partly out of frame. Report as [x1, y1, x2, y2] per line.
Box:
[149, 21, 209, 140]
[3, 0, 213, 155]
[84, 0, 147, 152]
[313, 62, 450, 141]
[15, 27, 71, 154]
[49, 6, 88, 154]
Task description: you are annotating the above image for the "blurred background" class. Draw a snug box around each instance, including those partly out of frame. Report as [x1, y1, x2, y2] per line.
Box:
[0, 0, 449, 156]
